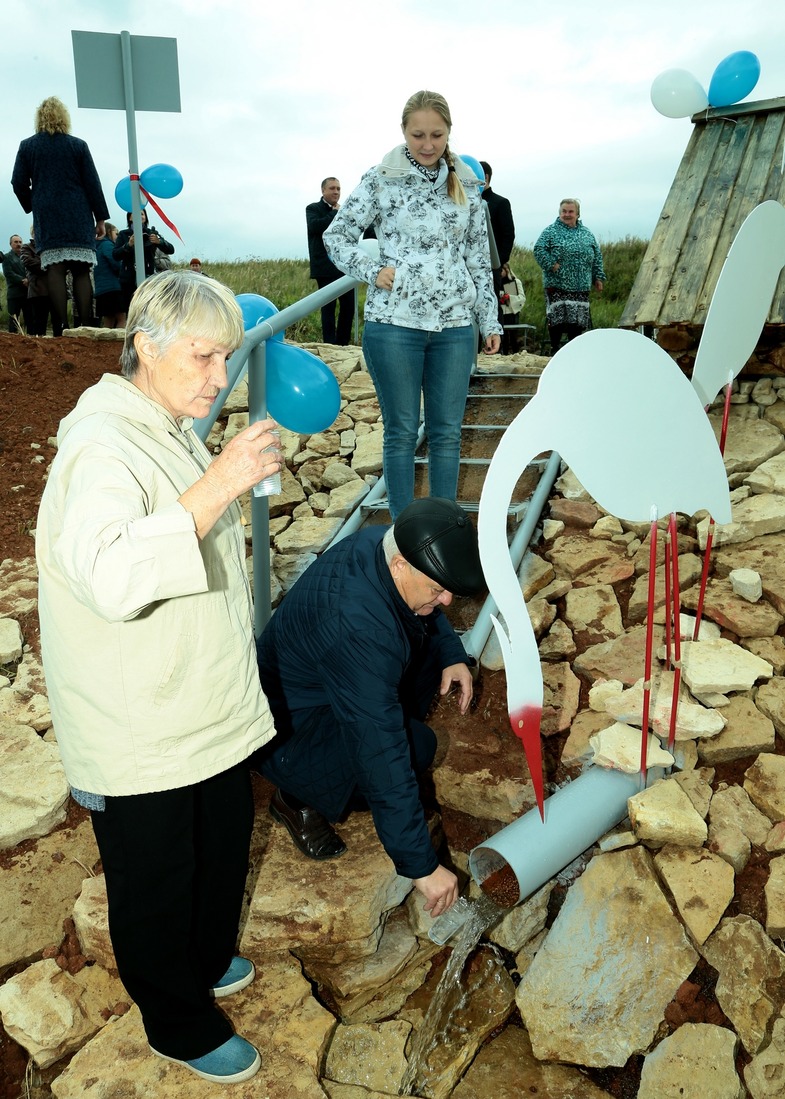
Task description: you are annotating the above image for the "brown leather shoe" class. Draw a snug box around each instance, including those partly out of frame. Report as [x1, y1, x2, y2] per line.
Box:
[269, 788, 347, 860]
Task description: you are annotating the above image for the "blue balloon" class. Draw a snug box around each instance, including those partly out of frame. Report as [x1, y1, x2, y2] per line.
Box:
[235, 293, 283, 340]
[114, 176, 148, 214]
[708, 51, 760, 108]
[140, 162, 183, 199]
[265, 341, 341, 434]
[459, 154, 485, 191]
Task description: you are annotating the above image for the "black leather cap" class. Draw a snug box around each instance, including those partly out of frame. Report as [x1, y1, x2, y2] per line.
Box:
[394, 498, 485, 597]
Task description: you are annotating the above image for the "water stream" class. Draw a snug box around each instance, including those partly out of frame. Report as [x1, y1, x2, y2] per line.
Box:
[399, 892, 504, 1097]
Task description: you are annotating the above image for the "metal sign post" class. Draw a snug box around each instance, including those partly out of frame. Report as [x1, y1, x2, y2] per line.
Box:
[71, 30, 181, 290]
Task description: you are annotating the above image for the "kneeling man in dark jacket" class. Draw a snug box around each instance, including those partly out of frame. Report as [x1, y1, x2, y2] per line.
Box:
[253, 497, 485, 919]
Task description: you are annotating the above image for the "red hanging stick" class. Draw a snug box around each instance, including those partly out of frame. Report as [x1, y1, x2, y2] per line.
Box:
[640, 509, 659, 782]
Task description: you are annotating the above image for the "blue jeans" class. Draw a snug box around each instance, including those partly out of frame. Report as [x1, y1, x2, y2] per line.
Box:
[362, 320, 475, 518]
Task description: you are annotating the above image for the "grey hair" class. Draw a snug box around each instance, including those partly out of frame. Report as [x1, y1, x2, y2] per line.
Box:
[560, 197, 581, 217]
[382, 525, 400, 565]
[119, 270, 244, 378]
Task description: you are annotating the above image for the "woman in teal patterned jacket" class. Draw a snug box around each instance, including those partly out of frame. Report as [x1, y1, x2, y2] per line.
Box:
[534, 198, 606, 354]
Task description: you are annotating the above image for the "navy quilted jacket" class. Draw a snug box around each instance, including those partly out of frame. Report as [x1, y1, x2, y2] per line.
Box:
[255, 526, 468, 879]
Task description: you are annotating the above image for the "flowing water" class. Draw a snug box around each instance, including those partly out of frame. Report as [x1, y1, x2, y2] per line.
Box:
[399, 892, 504, 1097]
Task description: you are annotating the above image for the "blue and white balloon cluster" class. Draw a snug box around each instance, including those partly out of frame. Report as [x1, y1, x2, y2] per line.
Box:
[114, 163, 184, 212]
[651, 50, 761, 119]
[236, 294, 341, 435]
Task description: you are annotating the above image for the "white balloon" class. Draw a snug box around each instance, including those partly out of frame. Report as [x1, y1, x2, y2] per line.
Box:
[650, 68, 709, 119]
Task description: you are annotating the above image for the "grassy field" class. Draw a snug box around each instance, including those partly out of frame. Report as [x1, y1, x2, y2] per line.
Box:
[0, 237, 648, 349]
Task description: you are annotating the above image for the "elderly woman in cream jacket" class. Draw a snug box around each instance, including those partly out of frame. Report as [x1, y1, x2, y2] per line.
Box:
[36, 271, 283, 1086]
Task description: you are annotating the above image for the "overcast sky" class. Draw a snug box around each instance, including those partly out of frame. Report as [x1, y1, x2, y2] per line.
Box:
[1, 0, 783, 267]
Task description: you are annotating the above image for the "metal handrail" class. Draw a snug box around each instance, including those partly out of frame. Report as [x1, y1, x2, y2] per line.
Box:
[192, 274, 361, 636]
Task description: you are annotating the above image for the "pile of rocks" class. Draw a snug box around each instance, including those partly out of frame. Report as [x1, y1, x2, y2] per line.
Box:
[3, 348, 785, 1097]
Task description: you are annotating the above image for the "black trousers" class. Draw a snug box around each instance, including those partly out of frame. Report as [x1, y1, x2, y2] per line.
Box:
[90, 762, 254, 1060]
[316, 276, 355, 345]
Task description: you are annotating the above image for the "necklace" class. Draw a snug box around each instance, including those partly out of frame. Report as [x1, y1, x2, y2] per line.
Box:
[404, 146, 439, 183]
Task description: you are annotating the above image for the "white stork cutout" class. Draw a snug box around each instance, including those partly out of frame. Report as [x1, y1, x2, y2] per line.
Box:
[478, 327, 732, 818]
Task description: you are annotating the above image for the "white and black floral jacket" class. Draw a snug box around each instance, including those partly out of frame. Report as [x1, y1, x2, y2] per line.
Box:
[324, 145, 502, 338]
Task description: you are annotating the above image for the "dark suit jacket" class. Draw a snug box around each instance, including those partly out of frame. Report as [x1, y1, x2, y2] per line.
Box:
[482, 187, 515, 269]
[306, 198, 341, 281]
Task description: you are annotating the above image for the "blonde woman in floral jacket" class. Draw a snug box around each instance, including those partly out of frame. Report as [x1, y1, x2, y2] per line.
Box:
[325, 89, 501, 518]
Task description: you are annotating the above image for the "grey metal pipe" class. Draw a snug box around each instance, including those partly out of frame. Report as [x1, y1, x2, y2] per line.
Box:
[469, 764, 663, 907]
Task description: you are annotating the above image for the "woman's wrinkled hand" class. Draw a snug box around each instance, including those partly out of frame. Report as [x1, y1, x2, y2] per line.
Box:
[210, 418, 282, 500]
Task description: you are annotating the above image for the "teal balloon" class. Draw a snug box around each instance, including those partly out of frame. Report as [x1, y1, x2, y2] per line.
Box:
[265, 341, 341, 434]
[708, 51, 760, 108]
[114, 177, 148, 213]
[459, 154, 485, 190]
[235, 293, 284, 340]
[140, 162, 183, 199]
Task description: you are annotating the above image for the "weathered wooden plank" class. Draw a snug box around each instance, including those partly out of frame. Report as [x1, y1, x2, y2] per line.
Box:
[659, 118, 751, 324]
[620, 123, 723, 326]
[695, 112, 785, 324]
[621, 97, 785, 329]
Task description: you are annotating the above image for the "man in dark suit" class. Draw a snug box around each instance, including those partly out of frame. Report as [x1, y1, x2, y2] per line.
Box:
[306, 177, 355, 345]
[480, 161, 517, 353]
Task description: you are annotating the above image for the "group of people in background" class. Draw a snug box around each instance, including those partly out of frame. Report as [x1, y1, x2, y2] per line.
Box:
[3, 96, 176, 335]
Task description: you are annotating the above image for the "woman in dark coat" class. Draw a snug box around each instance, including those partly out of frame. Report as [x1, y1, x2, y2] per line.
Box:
[11, 96, 110, 337]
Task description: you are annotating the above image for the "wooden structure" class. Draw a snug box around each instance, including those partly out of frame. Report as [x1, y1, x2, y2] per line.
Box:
[621, 97, 785, 335]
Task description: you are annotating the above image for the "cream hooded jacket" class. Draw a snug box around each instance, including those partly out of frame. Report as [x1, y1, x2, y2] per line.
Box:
[36, 373, 275, 796]
[324, 146, 502, 339]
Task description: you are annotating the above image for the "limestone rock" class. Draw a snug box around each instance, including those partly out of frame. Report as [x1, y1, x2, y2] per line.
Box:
[697, 696, 775, 764]
[575, 624, 665, 688]
[72, 874, 115, 969]
[680, 638, 773, 695]
[730, 567, 763, 602]
[545, 533, 633, 586]
[0, 959, 92, 1068]
[744, 754, 785, 821]
[742, 635, 785, 674]
[710, 782, 773, 845]
[627, 553, 703, 624]
[589, 723, 673, 772]
[451, 1024, 609, 1098]
[766, 855, 785, 938]
[0, 725, 69, 847]
[744, 1014, 785, 1098]
[475, 881, 552, 954]
[541, 661, 581, 736]
[702, 914, 785, 1054]
[638, 1022, 743, 1099]
[755, 676, 785, 736]
[273, 515, 344, 554]
[538, 618, 576, 661]
[49, 998, 330, 1098]
[563, 583, 623, 642]
[324, 1020, 411, 1094]
[517, 846, 698, 1067]
[653, 846, 735, 945]
[714, 532, 785, 615]
[705, 492, 785, 549]
[680, 577, 781, 636]
[628, 777, 709, 848]
[0, 617, 23, 662]
[242, 811, 412, 963]
[0, 817, 100, 971]
[560, 709, 613, 768]
[712, 413, 785, 477]
[350, 428, 383, 477]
